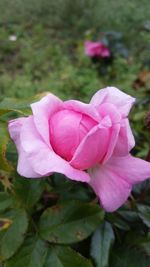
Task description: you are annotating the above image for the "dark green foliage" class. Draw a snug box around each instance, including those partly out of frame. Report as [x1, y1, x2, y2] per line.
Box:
[0, 209, 28, 261]
[110, 246, 150, 267]
[5, 237, 93, 267]
[39, 201, 104, 244]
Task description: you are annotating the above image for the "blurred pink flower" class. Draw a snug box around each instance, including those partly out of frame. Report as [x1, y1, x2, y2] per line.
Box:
[85, 41, 110, 58]
[8, 87, 150, 212]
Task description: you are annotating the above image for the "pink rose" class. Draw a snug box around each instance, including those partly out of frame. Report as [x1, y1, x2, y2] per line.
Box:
[8, 87, 150, 212]
[85, 41, 110, 58]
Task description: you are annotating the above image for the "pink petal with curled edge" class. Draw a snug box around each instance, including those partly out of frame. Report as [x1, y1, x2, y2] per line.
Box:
[98, 103, 121, 123]
[98, 103, 135, 157]
[107, 155, 150, 184]
[90, 87, 136, 117]
[97, 103, 121, 163]
[20, 116, 90, 182]
[31, 94, 63, 146]
[88, 163, 132, 212]
[64, 100, 100, 122]
[29, 147, 90, 182]
[113, 119, 135, 156]
[8, 118, 41, 178]
[102, 123, 120, 164]
[89, 154, 150, 212]
[70, 116, 112, 170]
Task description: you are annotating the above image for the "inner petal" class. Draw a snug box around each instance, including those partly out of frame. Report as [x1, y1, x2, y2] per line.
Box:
[49, 109, 97, 161]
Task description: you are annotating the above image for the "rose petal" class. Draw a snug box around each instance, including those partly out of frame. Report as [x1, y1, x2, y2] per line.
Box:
[90, 87, 135, 117]
[89, 154, 150, 212]
[89, 163, 131, 212]
[8, 118, 41, 178]
[96, 103, 121, 163]
[64, 100, 100, 122]
[107, 155, 150, 184]
[98, 103, 121, 123]
[113, 119, 135, 156]
[50, 109, 83, 161]
[17, 148, 42, 178]
[70, 116, 112, 170]
[29, 147, 90, 182]
[20, 116, 90, 182]
[31, 94, 63, 146]
[102, 123, 120, 164]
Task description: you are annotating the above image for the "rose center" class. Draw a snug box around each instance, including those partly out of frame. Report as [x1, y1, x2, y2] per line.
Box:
[50, 109, 97, 161]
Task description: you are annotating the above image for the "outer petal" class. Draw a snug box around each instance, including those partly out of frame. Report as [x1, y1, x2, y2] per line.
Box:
[20, 116, 90, 182]
[113, 119, 135, 156]
[70, 116, 112, 170]
[31, 93, 63, 146]
[89, 164, 131, 212]
[17, 148, 42, 178]
[64, 100, 100, 122]
[107, 155, 150, 184]
[89, 155, 150, 212]
[8, 118, 41, 178]
[90, 87, 135, 117]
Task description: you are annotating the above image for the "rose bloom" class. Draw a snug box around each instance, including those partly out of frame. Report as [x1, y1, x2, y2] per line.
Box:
[85, 41, 110, 58]
[8, 87, 150, 212]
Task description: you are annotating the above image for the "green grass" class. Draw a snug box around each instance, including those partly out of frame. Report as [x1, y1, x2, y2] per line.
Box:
[0, 0, 150, 45]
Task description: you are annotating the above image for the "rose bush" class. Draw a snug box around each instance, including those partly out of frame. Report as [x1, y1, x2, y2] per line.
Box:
[8, 87, 150, 212]
[85, 41, 110, 58]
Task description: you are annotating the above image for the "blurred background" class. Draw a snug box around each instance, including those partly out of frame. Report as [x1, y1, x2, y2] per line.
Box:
[0, 0, 150, 157]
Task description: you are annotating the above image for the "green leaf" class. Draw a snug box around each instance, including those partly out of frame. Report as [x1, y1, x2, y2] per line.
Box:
[107, 213, 130, 231]
[39, 200, 104, 244]
[137, 204, 150, 227]
[110, 246, 150, 267]
[0, 93, 49, 116]
[125, 232, 150, 256]
[5, 237, 48, 267]
[5, 237, 93, 267]
[44, 246, 93, 267]
[0, 123, 12, 172]
[52, 174, 93, 202]
[90, 222, 115, 267]
[117, 210, 139, 222]
[0, 98, 30, 116]
[0, 193, 13, 212]
[0, 209, 28, 262]
[14, 177, 45, 208]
